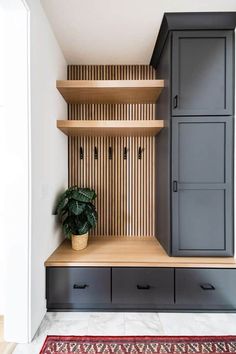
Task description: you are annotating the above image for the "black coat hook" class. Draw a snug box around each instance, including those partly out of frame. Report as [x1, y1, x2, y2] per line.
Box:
[138, 147, 142, 159]
[109, 147, 112, 160]
[80, 147, 83, 160]
[94, 146, 98, 160]
[124, 147, 127, 160]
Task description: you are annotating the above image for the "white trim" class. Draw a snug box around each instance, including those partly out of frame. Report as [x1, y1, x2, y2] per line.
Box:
[22, 0, 31, 341]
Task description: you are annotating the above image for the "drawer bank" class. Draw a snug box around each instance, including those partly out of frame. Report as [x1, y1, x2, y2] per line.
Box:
[46, 267, 236, 311]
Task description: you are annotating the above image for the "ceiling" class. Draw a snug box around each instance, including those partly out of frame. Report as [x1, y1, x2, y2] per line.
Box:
[41, 0, 236, 65]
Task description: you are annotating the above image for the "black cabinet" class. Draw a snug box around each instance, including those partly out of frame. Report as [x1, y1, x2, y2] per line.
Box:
[172, 117, 233, 256]
[172, 31, 233, 116]
[154, 25, 234, 256]
[46, 266, 236, 311]
[176, 268, 236, 309]
[46, 267, 111, 309]
[112, 268, 174, 307]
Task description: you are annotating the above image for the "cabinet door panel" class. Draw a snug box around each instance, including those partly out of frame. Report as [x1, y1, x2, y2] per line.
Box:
[172, 31, 233, 116]
[178, 189, 225, 250]
[46, 267, 111, 309]
[176, 268, 236, 309]
[172, 117, 233, 256]
[112, 268, 174, 306]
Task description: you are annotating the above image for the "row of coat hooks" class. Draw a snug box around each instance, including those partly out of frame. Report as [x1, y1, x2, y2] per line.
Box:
[79, 146, 144, 160]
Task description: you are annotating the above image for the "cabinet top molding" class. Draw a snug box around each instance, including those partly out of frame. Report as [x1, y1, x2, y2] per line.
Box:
[150, 12, 236, 68]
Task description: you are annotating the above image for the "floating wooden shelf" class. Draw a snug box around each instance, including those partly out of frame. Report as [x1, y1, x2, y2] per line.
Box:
[56, 80, 164, 104]
[57, 120, 164, 137]
[45, 237, 236, 268]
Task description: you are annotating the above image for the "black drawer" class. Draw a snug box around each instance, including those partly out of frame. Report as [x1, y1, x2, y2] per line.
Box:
[176, 268, 236, 309]
[46, 267, 111, 309]
[112, 268, 174, 307]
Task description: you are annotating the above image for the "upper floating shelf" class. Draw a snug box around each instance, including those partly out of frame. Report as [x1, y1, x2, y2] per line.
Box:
[57, 120, 164, 137]
[56, 80, 164, 104]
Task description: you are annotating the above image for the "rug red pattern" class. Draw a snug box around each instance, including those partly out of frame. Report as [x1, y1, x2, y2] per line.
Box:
[39, 335, 236, 354]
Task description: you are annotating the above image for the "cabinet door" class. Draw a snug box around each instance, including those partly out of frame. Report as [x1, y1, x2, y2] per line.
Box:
[176, 268, 236, 309]
[172, 31, 233, 116]
[112, 268, 174, 307]
[46, 267, 111, 309]
[171, 117, 233, 256]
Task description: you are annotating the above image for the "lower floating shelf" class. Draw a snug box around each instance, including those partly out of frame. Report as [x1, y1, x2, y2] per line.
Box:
[57, 120, 164, 137]
[45, 236, 236, 268]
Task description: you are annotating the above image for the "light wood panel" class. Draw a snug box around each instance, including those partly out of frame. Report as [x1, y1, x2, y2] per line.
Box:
[45, 238, 236, 268]
[57, 120, 164, 136]
[68, 65, 157, 237]
[57, 79, 164, 104]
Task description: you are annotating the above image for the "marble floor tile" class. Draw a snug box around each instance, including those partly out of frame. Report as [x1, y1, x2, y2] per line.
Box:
[46, 312, 90, 322]
[87, 312, 125, 335]
[125, 313, 164, 335]
[13, 311, 236, 354]
[159, 313, 236, 335]
[125, 312, 160, 322]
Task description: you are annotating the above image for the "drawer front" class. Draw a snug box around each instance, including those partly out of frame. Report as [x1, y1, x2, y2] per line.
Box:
[46, 267, 111, 307]
[176, 268, 236, 309]
[112, 268, 174, 306]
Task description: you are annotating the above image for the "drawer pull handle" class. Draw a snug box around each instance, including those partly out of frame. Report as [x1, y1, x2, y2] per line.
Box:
[73, 284, 88, 289]
[137, 285, 150, 290]
[200, 283, 215, 291]
[173, 95, 178, 109]
[173, 180, 178, 192]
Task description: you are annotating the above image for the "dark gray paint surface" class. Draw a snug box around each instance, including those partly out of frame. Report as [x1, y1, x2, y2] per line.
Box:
[112, 268, 174, 306]
[46, 267, 236, 311]
[150, 12, 236, 68]
[176, 268, 236, 309]
[46, 267, 111, 309]
[172, 31, 234, 116]
[155, 33, 172, 254]
[172, 117, 233, 256]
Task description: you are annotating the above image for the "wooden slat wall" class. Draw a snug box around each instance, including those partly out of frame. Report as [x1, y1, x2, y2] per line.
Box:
[68, 65, 156, 237]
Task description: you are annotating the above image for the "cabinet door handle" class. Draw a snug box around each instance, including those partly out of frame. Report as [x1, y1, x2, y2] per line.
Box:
[173, 95, 178, 109]
[200, 283, 215, 291]
[73, 284, 88, 289]
[173, 180, 178, 192]
[137, 284, 150, 290]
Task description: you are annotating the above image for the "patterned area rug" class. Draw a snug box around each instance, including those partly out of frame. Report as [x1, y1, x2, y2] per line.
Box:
[39, 335, 236, 354]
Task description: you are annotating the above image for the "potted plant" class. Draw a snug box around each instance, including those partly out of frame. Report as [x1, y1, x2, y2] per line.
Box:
[55, 186, 97, 250]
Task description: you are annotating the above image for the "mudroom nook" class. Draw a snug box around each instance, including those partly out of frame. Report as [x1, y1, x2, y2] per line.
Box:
[45, 12, 236, 312]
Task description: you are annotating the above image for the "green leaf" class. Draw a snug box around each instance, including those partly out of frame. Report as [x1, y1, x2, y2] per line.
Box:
[71, 188, 96, 202]
[78, 221, 90, 235]
[86, 209, 98, 228]
[68, 200, 86, 215]
[62, 221, 72, 239]
[55, 197, 69, 215]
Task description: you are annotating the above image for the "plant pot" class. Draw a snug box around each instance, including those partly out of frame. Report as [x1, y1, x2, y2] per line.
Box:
[71, 233, 88, 251]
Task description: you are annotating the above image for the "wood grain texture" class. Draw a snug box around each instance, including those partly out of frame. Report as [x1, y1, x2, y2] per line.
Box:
[57, 79, 164, 104]
[68, 65, 156, 237]
[45, 238, 236, 268]
[57, 120, 164, 136]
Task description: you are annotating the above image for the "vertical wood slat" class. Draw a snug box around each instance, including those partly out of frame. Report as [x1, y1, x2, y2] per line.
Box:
[68, 65, 155, 237]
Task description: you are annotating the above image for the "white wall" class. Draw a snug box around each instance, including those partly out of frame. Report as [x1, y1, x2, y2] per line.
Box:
[41, 0, 236, 64]
[1, 0, 31, 343]
[26, 0, 68, 340]
[1, 0, 67, 343]
[0, 7, 5, 315]
[0, 6, 6, 316]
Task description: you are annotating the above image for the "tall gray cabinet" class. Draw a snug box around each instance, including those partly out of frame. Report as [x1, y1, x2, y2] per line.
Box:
[151, 13, 235, 256]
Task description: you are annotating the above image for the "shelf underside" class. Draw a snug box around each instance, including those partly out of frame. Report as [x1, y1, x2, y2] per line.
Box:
[56, 80, 164, 104]
[45, 237, 236, 268]
[57, 120, 164, 136]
